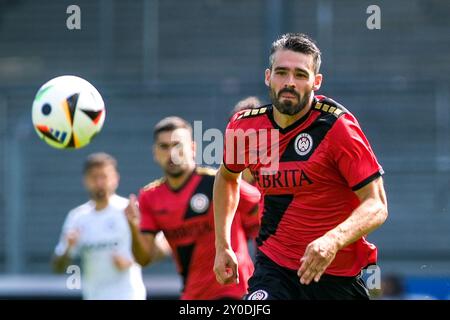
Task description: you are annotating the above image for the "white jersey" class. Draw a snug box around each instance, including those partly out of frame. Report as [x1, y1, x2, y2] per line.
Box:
[55, 194, 146, 300]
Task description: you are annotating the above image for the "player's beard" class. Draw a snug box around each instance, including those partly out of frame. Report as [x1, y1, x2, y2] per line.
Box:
[89, 189, 108, 201]
[164, 160, 186, 178]
[270, 86, 311, 116]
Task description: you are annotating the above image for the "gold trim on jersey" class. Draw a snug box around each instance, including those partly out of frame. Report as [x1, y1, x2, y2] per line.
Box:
[236, 106, 268, 120]
[314, 101, 345, 117]
[195, 166, 217, 176]
[142, 177, 165, 191]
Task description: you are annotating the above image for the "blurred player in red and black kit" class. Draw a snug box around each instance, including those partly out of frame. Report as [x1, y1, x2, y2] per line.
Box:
[213, 33, 388, 300]
[126, 116, 260, 300]
[230, 96, 262, 187]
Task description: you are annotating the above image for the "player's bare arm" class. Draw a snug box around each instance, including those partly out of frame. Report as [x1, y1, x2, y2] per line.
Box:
[125, 194, 159, 266]
[298, 177, 388, 285]
[213, 164, 241, 285]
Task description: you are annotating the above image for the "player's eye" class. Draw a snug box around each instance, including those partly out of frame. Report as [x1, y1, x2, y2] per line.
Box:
[275, 70, 287, 75]
[295, 73, 308, 79]
[158, 143, 170, 150]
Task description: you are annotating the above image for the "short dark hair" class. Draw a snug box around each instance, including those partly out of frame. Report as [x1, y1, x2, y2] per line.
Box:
[83, 152, 118, 174]
[153, 116, 193, 140]
[231, 96, 262, 115]
[269, 33, 321, 74]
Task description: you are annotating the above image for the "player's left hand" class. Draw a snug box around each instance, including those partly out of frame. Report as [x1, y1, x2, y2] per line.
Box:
[125, 194, 140, 228]
[112, 253, 133, 271]
[297, 235, 339, 285]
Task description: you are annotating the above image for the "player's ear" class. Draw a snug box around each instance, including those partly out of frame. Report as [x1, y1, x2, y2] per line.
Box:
[264, 68, 271, 87]
[82, 174, 90, 190]
[152, 144, 158, 162]
[313, 73, 323, 91]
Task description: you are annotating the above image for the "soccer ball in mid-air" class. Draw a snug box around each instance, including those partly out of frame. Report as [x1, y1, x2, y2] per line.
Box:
[32, 75, 105, 149]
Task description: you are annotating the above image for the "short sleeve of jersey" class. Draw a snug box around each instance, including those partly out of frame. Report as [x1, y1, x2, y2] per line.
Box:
[237, 180, 261, 239]
[330, 113, 383, 191]
[222, 115, 248, 173]
[138, 191, 160, 233]
[54, 209, 80, 258]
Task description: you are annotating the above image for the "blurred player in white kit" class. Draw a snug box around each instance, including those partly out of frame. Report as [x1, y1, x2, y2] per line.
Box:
[52, 152, 169, 300]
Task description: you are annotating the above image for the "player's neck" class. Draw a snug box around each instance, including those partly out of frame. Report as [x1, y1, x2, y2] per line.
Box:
[166, 164, 196, 191]
[94, 197, 110, 211]
[273, 98, 314, 129]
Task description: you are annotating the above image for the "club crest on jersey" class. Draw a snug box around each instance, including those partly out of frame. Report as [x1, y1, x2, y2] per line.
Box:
[190, 193, 210, 214]
[294, 133, 313, 156]
[247, 289, 269, 300]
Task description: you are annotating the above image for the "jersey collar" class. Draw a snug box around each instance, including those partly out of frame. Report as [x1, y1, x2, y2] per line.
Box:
[267, 97, 317, 134]
[165, 167, 196, 193]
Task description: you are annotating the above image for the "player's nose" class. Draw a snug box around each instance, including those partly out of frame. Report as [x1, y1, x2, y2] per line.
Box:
[284, 74, 296, 88]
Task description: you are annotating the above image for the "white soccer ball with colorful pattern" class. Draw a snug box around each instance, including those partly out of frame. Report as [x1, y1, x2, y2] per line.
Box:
[32, 75, 105, 149]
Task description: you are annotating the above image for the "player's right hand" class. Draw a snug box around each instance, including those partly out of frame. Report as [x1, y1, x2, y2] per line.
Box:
[125, 194, 140, 227]
[213, 247, 239, 285]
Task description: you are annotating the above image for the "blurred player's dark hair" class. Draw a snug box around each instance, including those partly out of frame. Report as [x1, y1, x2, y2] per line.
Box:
[231, 96, 262, 117]
[153, 116, 193, 140]
[269, 33, 321, 74]
[83, 152, 118, 174]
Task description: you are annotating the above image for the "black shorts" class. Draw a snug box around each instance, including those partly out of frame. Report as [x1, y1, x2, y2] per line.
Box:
[244, 250, 370, 300]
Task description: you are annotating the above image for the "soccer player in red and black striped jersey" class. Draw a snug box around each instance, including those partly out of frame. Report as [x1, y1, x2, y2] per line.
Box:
[213, 33, 388, 300]
[126, 117, 260, 300]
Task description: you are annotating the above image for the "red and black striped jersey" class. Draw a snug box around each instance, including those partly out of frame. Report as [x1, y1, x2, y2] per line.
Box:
[139, 167, 260, 299]
[223, 95, 383, 277]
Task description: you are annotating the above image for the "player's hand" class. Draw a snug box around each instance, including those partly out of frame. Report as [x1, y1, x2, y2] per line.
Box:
[112, 253, 133, 271]
[66, 229, 80, 250]
[213, 247, 239, 285]
[125, 194, 140, 227]
[297, 235, 339, 285]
